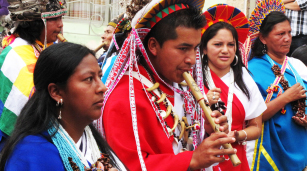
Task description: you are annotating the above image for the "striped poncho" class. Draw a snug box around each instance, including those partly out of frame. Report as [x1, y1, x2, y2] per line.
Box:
[0, 37, 37, 136]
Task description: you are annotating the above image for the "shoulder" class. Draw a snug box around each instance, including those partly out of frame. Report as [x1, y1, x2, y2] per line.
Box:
[248, 56, 272, 80]
[288, 57, 306, 68]
[288, 57, 307, 81]
[5, 133, 65, 171]
[0, 37, 35, 64]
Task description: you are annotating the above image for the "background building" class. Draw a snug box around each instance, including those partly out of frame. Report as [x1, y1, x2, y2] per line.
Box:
[61, 0, 257, 57]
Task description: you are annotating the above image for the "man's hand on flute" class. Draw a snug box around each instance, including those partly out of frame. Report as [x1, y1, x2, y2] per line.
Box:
[189, 131, 236, 170]
[203, 110, 229, 135]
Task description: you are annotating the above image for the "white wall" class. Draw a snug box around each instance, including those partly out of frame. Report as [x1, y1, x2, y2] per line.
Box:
[204, 0, 227, 11]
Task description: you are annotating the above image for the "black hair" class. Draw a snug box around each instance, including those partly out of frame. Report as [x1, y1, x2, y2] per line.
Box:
[0, 42, 119, 170]
[13, 20, 45, 44]
[200, 22, 250, 99]
[250, 11, 290, 59]
[106, 30, 131, 58]
[291, 44, 307, 65]
[143, 6, 206, 48]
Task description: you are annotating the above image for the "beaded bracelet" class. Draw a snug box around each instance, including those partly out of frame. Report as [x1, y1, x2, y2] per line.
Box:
[238, 130, 247, 145]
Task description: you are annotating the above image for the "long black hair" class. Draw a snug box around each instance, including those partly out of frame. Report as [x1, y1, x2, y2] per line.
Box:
[200, 22, 250, 99]
[250, 11, 290, 59]
[0, 42, 119, 170]
[13, 20, 45, 44]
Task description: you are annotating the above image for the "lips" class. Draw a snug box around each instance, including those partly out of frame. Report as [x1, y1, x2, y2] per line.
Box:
[219, 56, 230, 61]
[94, 98, 104, 107]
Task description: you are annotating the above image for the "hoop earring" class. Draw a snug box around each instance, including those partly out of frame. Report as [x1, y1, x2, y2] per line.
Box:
[56, 99, 63, 119]
[233, 55, 238, 66]
[262, 44, 267, 54]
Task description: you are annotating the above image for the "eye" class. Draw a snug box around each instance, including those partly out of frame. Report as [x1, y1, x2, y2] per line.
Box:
[229, 43, 235, 47]
[214, 43, 222, 46]
[179, 47, 187, 51]
[85, 77, 93, 82]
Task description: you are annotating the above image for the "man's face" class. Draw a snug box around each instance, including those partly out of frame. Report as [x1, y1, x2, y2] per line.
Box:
[149, 26, 201, 84]
[101, 26, 115, 51]
[40, 16, 63, 43]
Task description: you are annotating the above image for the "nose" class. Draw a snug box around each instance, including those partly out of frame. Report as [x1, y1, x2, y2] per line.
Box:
[184, 50, 196, 66]
[101, 33, 106, 40]
[57, 17, 63, 28]
[97, 78, 107, 94]
[285, 32, 292, 42]
[221, 44, 228, 53]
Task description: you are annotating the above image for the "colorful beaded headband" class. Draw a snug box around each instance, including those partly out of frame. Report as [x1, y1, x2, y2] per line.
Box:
[202, 4, 249, 44]
[114, 17, 132, 34]
[249, 0, 285, 36]
[133, 0, 205, 29]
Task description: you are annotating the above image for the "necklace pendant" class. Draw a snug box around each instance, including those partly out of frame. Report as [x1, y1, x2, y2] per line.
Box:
[159, 110, 166, 118]
[173, 137, 179, 145]
[167, 127, 173, 136]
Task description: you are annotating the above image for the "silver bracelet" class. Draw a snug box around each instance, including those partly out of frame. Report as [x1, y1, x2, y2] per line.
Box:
[238, 130, 247, 145]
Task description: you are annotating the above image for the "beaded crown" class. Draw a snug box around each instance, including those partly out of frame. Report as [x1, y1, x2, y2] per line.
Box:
[202, 4, 249, 44]
[249, 0, 285, 37]
[132, 0, 205, 29]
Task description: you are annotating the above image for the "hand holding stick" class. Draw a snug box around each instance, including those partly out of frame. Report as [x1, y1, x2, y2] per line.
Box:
[182, 72, 241, 167]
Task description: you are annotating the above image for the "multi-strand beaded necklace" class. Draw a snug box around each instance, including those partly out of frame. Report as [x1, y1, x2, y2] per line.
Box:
[271, 64, 307, 118]
[142, 63, 200, 149]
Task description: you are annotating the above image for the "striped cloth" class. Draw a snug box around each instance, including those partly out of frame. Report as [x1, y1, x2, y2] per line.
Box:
[285, 0, 307, 36]
[0, 37, 37, 136]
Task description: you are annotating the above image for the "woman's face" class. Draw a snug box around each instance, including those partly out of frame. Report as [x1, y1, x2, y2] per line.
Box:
[203, 28, 236, 76]
[60, 54, 107, 125]
[261, 20, 292, 58]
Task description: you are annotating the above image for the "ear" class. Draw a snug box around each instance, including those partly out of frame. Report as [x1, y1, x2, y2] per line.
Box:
[203, 48, 207, 56]
[48, 83, 63, 103]
[259, 34, 267, 45]
[147, 37, 159, 57]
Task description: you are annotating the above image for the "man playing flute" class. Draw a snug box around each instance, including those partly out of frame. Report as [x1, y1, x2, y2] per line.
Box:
[97, 0, 237, 170]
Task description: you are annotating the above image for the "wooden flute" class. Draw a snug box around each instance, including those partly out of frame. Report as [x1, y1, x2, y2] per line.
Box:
[182, 72, 241, 167]
[94, 43, 107, 53]
[57, 33, 67, 42]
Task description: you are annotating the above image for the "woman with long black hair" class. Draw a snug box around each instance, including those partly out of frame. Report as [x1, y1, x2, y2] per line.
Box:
[200, 5, 266, 171]
[0, 42, 123, 171]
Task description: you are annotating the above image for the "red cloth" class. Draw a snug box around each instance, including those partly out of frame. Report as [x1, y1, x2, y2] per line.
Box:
[103, 66, 193, 171]
[204, 70, 249, 171]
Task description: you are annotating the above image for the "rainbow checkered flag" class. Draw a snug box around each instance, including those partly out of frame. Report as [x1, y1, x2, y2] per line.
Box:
[0, 38, 36, 136]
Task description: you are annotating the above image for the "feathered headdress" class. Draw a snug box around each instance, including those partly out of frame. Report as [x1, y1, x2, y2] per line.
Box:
[241, 0, 285, 66]
[202, 4, 249, 65]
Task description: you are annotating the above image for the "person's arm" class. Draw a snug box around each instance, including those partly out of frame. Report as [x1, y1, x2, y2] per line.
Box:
[236, 115, 262, 142]
[262, 83, 306, 121]
[287, 0, 307, 11]
[283, 0, 295, 4]
[5, 134, 65, 171]
[285, 1, 301, 11]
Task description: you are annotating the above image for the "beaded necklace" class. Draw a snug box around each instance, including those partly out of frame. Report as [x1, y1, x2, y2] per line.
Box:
[265, 55, 307, 118]
[48, 124, 102, 171]
[271, 62, 307, 118]
[142, 64, 200, 149]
